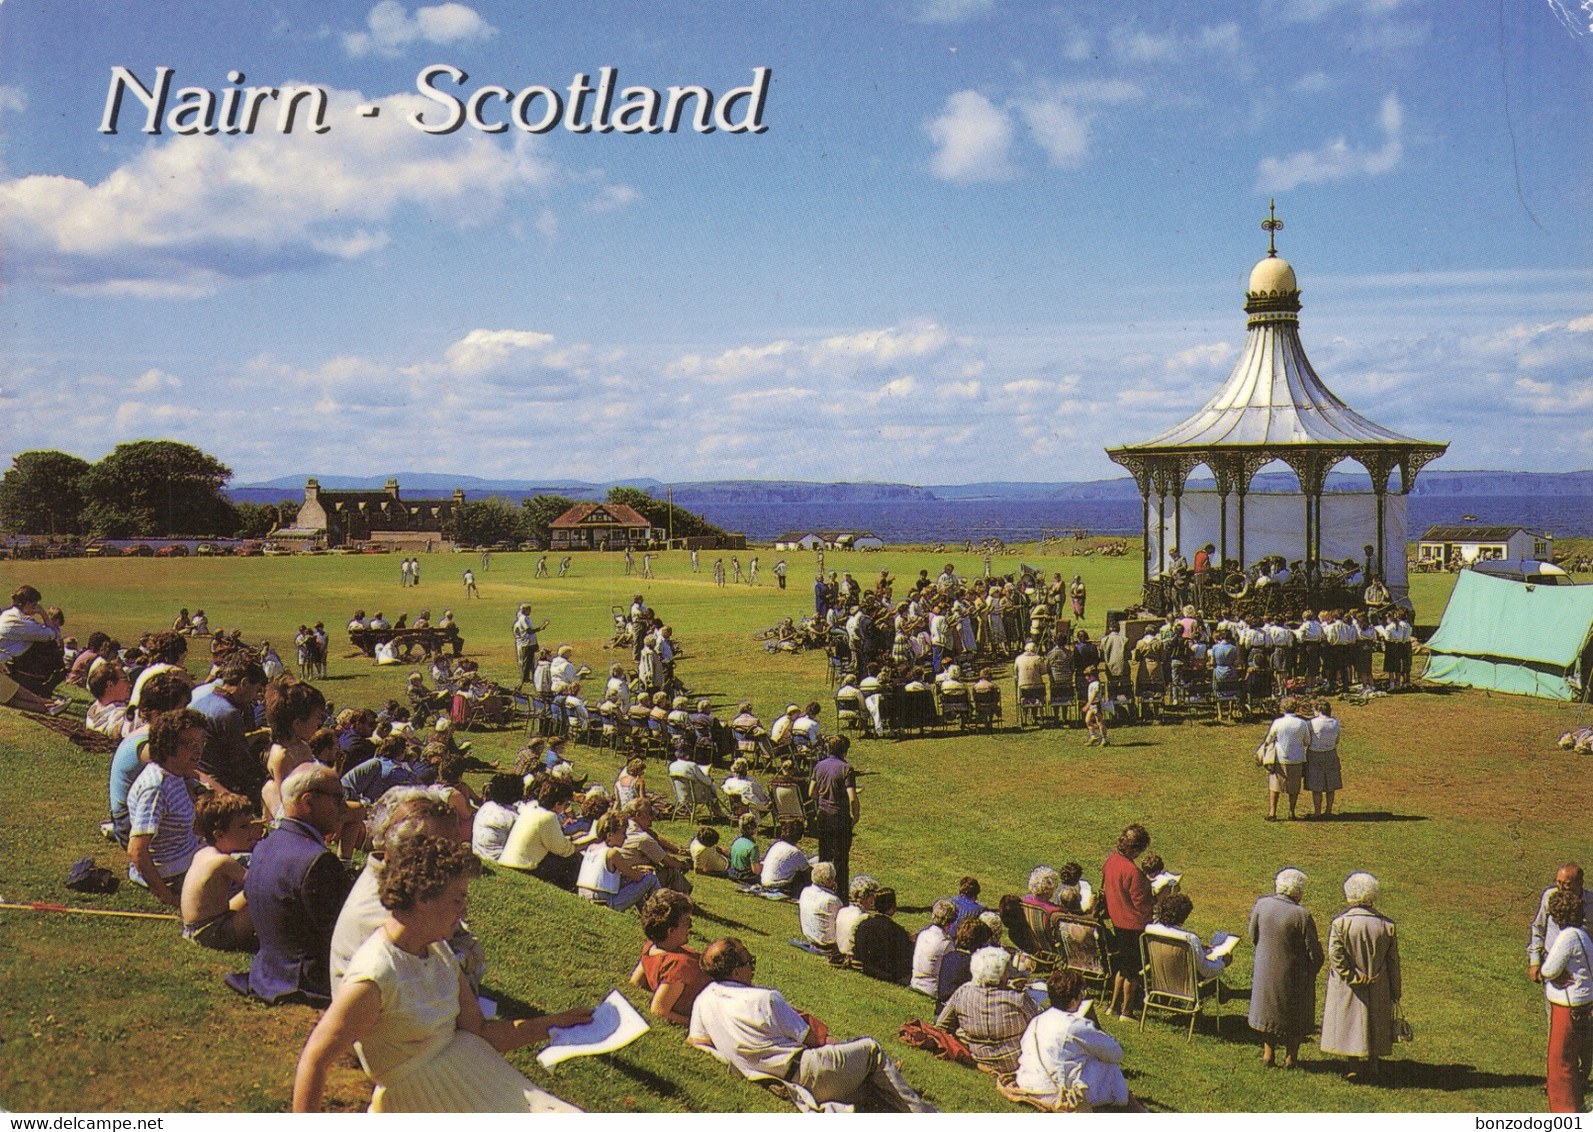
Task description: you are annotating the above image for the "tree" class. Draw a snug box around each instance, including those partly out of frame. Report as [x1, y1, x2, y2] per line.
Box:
[0, 450, 92, 535]
[79, 440, 237, 538]
[445, 496, 529, 546]
[605, 486, 725, 539]
[521, 494, 579, 543]
[233, 501, 293, 539]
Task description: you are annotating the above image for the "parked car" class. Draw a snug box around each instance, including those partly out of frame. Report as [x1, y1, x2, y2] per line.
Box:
[1468, 558, 1574, 585]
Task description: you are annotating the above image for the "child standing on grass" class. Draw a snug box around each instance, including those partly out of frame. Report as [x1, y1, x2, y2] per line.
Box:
[181, 792, 261, 952]
[1084, 666, 1110, 747]
[727, 813, 760, 883]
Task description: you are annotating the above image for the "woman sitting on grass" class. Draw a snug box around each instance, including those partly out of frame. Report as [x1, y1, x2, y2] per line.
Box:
[293, 835, 590, 1112]
[936, 945, 1042, 1074]
[576, 812, 661, 912]
[726, 813, 760, 883]
[630, 890, 710, 1026]
[1014, 968, 1147, 1112]
[262, 679, 327, 818]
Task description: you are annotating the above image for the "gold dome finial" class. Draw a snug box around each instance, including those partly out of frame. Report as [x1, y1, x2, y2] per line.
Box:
[1261, 198, 1284, 257]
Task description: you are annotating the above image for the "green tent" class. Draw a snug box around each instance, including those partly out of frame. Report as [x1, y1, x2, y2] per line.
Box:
[1424, 569, 1593, 701]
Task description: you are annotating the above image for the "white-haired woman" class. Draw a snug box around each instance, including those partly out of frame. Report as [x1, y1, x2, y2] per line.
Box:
[1321, 872, 1402, 1082]
[1247, 867, 1324, 1069]
[910, 899, 959, 996]
[935, 945, 1042, 1074]
[720, 757, 769, 820]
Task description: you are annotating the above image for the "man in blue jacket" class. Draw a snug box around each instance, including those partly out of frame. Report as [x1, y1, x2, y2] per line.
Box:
[240, 763, 352, 1006]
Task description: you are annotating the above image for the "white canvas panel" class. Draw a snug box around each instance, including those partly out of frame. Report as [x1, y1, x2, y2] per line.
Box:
[1148, 490, 1407, 593]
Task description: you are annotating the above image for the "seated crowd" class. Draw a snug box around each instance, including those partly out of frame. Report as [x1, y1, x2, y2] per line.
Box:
[16, 573, 1440, 1115]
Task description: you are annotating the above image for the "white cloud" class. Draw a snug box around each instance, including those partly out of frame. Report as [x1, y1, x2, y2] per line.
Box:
[914, 0, 995, 23]
[585, 184, 641, 213]
[1293, 72, 1332, 93]
[1110, 22, 1241, 64]
[1276, 0, 1408, 19]
[343, 1, 495, 58]
[131, 367, 182, 393]
[0, 88, 559, 297]
[0, 85, 25, 115]
[438, 329, 558, 375]
[1017, 99, 1090, 169]
[1166, 342, 1236, 371]
[1255, 92, 1403, 192]
[9, 291, 1590, 484]
[665, 340, 797, 384]
[925, 91, 1017, 184]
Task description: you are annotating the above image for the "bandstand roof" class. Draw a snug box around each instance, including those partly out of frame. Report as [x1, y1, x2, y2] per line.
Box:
[1106, 209, 1446, 492]
[1125, 292, 1431, 449]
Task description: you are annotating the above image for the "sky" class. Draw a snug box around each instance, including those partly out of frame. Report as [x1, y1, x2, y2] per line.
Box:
[0, 0, 1589, 486]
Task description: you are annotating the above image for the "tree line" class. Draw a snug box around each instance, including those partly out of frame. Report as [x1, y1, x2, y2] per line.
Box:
[0, 443, 725, 545]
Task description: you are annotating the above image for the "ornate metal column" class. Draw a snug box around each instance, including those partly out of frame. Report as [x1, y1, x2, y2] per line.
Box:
[1360, 452, 1397, 584]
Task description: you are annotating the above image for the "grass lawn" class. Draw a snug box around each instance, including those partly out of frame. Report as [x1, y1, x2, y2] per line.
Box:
[1, 547, 1589, 1113]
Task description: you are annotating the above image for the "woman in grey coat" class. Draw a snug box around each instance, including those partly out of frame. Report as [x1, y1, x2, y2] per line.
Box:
[1247, 867, 1324, 1068]
[1320, 871, 1402, 1082]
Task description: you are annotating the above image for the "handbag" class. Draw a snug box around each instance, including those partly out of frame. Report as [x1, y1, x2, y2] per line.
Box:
[1255, 739, 1279, 770]
[1392, 1004, 1414, 1044]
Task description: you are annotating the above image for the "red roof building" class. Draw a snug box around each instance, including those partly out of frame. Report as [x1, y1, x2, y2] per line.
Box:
[548, 503, 656, 550]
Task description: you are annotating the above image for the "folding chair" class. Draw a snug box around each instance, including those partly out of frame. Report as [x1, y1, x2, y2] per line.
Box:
[1016, 901, 1061, 974]
[1014, 678, 1047, 730]
[874, 689, 904, 739]
[507, 691, 539, 735]
[1212, 678, 1243, 722]
[1139, 931, 1224, 1041]
[834, 688, 866, 734]
[1052, 913, 1114, 1000]
[903, 687, 936, 736]
[972, 686, 1003, 731]
[732, 723, 769, 770]
[938, 686, 972, 730]
[669, 771, 722, 824]
[771, 783, 815, 826]
[1045, 680, 1075, 726]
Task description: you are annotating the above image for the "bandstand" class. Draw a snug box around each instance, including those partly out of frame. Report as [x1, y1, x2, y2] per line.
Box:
[1106, 206, 1448, 616]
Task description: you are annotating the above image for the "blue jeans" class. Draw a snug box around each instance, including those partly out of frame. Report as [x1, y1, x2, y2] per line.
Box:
[597, 872, 660, 912]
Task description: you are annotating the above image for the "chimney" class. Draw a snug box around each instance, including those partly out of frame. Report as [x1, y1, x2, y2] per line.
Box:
[453, 488, 466, 504]
[384, 478, 400, 499]
[305, 477, 319, 502]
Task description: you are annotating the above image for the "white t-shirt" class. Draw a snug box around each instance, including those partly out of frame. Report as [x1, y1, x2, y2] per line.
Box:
[760, 840, 809, 888]
[835, 904, 866, 956]
[798, 885, 842, 947]
[471, 800, 520, 861]
[910, 924, 952, 996]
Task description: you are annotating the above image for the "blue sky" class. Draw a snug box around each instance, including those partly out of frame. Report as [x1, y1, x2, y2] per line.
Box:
[1, 0, 1589, 484]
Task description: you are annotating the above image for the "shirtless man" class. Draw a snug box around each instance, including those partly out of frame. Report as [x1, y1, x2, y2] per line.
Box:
[182, 792, 261, 951]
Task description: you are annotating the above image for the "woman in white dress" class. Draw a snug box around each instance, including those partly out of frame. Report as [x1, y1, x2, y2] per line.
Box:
[293, 837, 591, 1112]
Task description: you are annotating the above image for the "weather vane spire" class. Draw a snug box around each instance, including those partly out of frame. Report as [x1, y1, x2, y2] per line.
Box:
[1261, 198, 1283, 257]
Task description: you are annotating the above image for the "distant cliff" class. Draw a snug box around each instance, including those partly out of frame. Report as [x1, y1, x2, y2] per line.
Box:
[230, 469, 1592, 506]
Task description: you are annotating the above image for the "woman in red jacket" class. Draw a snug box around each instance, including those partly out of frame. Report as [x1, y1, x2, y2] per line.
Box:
[1102, 823, 1155, 1020]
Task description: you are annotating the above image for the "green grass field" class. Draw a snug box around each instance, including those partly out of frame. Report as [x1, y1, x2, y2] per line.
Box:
[1, 547, 1589, 1113]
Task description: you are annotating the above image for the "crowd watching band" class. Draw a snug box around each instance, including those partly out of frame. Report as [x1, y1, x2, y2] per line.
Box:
[3, 561, 1586, 1115]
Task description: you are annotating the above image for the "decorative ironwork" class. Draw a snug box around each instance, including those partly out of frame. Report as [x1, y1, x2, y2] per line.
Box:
[1262, 199, 1283, 257]
[1399, 448, 1443, 494]
[1357, 451, 1398, 497]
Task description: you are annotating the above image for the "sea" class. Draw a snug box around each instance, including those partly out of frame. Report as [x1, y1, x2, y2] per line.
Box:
[689, 495, 1593, 545]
